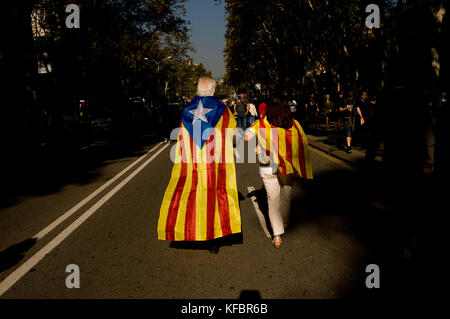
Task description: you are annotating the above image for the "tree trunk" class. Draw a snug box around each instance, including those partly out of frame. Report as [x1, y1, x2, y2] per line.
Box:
[0, 0, 37, 163]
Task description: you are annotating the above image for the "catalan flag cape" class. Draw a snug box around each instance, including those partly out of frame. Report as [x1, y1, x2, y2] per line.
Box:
[158, 96, 241, 241]
[250, 117, 313, 179]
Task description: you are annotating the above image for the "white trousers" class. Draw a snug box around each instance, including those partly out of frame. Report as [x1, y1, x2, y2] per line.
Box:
[261, 174, 293, 236]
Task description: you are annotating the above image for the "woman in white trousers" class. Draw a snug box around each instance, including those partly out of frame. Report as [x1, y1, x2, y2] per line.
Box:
[258, 157, 295, 248]
[245, 97, 312, 248]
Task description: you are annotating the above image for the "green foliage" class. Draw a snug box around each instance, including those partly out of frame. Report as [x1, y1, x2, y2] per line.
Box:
[31, 0, 193, 108]
[215, 79, 234, 99]
[223, 0, 449, 99]
[165, 59, 213, 100]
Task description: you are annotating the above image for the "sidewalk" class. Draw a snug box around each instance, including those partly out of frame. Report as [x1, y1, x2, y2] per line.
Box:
[305, 123, 383, 168]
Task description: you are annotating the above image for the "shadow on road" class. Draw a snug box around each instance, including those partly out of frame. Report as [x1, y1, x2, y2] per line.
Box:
[247, 187, 273, 237]
[247, 164, 448, 298]
[239, 290, 262, 299]
[169, 233, 244, 251]
[0, 130, 160, 210]
[0, 238, 37, 273]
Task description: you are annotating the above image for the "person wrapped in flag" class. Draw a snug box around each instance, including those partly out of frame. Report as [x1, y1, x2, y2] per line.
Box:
[158, 77, 241, 244]
[244, 96, 313, 248]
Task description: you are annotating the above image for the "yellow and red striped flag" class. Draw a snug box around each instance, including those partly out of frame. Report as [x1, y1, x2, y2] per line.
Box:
[158, 97, 241, 241]
[250, 117, 313, 178]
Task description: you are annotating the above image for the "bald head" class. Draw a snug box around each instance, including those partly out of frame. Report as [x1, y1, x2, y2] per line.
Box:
[197, 77, 216, 97]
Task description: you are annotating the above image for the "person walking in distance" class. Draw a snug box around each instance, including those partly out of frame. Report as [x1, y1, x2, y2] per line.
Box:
[258, 101, 268, 118]
[323, 93, 334, 130]
[356, 91, 370, 146]
[248, 101, 258, 126]
[336, 90, 345, 129]
[305, 93, 319, 131]
[365, 94, 381, 166]
[340, 90, 356, 153]
[289, 98, 298, 120]
[234, 93, 249, 131]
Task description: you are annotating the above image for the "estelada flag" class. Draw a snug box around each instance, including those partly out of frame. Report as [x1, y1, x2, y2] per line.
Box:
[158, 96, 241, 241]
[249, 117, 313, 179]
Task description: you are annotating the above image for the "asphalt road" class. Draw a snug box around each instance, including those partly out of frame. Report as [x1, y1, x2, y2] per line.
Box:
[0, 136, 417, 299]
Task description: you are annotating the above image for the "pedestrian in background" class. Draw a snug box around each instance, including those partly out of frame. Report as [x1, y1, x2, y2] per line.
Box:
[365, 93, 381, 166]
[356, 91, 370, 145]
[323, 93, 334, 130]
[289, 98, 298, 120]
[336, 90, 345, 129]
[340, 90, 356, 153]
[423, 90, 440, 175]
[234, 93, 249, 130]
[258, 101, 267, 118]
[305, 93, 319, 131]
[248, 101, 258, 126]
[245, 97, 313, 248]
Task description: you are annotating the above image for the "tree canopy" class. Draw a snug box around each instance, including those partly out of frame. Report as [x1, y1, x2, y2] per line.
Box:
[223, 0, 449, 100]
[0, 0, 218, 153]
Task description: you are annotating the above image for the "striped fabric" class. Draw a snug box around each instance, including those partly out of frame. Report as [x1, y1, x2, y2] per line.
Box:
[250, 117, 313, 179]
[158, 97, 241, 241]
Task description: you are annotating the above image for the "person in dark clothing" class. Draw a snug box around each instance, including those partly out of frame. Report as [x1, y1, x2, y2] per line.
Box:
[305, 93, 319, 131]
[323, 93, 334, 130]
[356, 91, 371, 145]
[234, 93, 249, 130]
[365, 94, 381, 165]
[423, 90, 443, 175]
[339, 90, 356, 153]
[336, 90, 345, 129]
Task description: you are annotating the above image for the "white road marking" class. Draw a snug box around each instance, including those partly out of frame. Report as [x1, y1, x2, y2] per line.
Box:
[247, 186, 271, 238]
[33, 142, 164, 240]
[0, 142, 171, 296]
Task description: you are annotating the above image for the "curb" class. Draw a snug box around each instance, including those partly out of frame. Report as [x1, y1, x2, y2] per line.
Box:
[307, 141, 360, 169]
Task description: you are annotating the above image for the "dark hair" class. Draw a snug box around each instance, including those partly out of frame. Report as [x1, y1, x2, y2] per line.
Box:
[266, 97, 293, 129]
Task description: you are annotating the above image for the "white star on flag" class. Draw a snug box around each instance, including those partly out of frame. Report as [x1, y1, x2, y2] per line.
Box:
[190, 100, 213, 123]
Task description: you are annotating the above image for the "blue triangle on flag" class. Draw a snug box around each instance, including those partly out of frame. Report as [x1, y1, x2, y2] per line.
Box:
[181, 96, 226, 149]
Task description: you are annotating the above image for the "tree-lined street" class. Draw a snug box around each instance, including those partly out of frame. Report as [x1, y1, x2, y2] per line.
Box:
[1, 0, 449, 302]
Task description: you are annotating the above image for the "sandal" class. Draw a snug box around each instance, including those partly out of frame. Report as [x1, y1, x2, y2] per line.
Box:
[272, 235, 282, 248]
